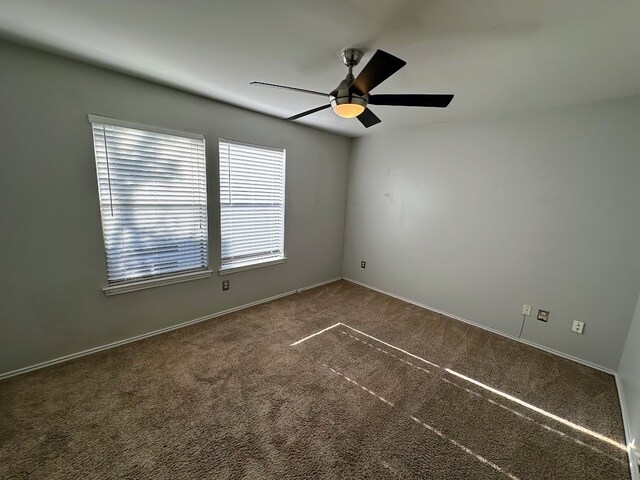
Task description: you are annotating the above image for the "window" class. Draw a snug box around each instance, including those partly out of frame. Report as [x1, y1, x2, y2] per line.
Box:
[218, 139, 286, 273]
[90, 115, 210, 294]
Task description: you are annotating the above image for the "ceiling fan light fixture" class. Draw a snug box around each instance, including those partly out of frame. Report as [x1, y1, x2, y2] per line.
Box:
[251, 48, 453, 128]
[332, 103, 365, 118]
[330, 89, 367, 119]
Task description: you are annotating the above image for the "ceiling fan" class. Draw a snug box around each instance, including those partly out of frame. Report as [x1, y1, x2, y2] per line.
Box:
[251, 48, 453, 128]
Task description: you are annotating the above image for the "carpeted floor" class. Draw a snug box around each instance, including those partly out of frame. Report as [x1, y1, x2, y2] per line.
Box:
[0, 280, 631, 479]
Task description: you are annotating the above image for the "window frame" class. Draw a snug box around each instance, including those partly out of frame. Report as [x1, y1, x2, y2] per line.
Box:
[89, 114, 212, 295]
[217, 137, 286, 275]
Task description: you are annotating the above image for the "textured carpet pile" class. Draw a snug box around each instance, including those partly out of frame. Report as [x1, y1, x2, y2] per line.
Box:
[0, 280, 630, 479]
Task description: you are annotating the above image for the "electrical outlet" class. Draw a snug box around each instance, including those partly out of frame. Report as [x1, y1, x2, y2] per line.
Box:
[361, 261, 366, 269]
[572, 320, 585, 334]
[537, 309, 549, 322]
[222, 280, 230, 291]
[521, 304, 532, 316]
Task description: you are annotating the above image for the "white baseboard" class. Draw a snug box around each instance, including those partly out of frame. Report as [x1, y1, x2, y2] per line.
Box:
[342, 277, 615, 375]
[616, 374, 640, 480]
[296, 276, 342, 293]
[0, 277, 341, 381]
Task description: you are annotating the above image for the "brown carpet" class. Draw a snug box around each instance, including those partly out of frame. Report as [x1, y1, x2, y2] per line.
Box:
[0, 280, 630, 479]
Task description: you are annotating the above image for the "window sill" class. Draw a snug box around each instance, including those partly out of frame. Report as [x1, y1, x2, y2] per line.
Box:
[219, 257, 286, 275]
[103, 269, 213, 296]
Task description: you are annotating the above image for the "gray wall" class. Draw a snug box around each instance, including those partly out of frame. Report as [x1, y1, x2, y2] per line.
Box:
[619, 293, 640, 465]
[343, 97, 640, 370]
[0, 40, 350, 374]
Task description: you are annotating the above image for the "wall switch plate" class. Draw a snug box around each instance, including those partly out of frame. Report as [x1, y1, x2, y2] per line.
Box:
[222, 280, 230, 291]
[361, 261, 366, 269]
[572, 320, 585, 334]
[522, 304, 532, 316]
[537, 309, 550, 322]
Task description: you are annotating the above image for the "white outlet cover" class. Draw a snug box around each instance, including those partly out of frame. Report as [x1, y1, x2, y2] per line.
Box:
[572, 320, 585, 334]
[522, 304, 532, 316]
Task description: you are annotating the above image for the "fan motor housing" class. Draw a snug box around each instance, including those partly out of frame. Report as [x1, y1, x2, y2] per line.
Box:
[329, 79, 368, 111]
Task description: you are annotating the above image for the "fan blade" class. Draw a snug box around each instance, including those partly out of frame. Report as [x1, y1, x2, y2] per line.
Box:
[349, 50, 407, 95]
[357, 108, 382, 128]
[250, 81, 328, 98]
[287, 104, 331, 121]
[369, 94, 454, 108]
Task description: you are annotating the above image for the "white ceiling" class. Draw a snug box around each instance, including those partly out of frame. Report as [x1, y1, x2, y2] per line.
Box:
[1, 0, 639, 137]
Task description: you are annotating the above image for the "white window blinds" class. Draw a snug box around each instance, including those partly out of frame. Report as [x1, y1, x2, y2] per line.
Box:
[219, 139, 285, 271]
[90, 115, 208, 285]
